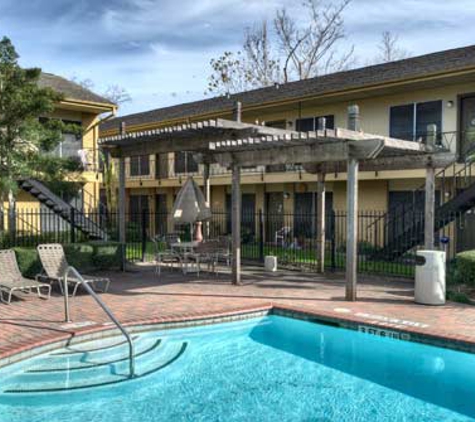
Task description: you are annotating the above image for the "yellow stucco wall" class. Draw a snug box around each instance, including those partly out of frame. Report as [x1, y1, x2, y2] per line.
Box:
[6, 108, 106, 221]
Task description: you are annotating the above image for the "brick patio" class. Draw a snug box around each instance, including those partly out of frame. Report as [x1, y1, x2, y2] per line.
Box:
[1, 265, 475, 363]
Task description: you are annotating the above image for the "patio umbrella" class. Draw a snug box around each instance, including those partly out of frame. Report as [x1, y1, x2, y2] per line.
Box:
[172, 177, 212, 225]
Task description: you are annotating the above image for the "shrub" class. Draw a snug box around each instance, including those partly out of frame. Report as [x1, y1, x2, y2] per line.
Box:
[12, 241, 121, 277]
[89, 241, 122, 270]
[13, 247, 43, 278]
[455, 250, 475, 286]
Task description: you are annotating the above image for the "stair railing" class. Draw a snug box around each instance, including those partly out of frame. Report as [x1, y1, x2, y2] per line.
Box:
[63, 266, 135, 378]
[367, 154, 475, 236]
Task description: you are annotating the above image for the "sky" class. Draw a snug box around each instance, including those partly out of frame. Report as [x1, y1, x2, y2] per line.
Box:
[1, 0, 475, 116]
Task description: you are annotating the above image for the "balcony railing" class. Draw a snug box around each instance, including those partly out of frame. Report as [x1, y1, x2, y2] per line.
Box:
[122, 155, 306, 181]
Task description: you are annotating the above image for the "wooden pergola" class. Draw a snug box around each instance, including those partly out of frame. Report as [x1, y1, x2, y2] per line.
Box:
[100, 103, 453, 301]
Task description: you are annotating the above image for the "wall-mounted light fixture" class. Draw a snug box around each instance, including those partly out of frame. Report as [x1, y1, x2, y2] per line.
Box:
[283, 192, 291, 200]
[447, 100, 455, 108]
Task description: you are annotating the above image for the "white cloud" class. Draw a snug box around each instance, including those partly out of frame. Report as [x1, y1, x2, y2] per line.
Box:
[2, 0, 475, 114]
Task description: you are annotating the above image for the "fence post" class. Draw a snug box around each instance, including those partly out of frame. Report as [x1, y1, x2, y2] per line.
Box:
[70, 208, 76, 243]
[331, 210, 336, 271]
[141, 208, 147, 262]
[259, 209, 264, 262]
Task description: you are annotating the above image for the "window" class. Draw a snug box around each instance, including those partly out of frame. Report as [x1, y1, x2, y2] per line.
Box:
[294, 192, 334, 239]
[225, 194, 256, 239]
[130, 155, 150, 177]
[265, 120, 287, 129]
[295, 115, 335, 131]
[40, 119, 83, 159]
[129, 195, 149, 225]
[174, 152, 199, 174]
[295, 117, 315, 132]
[390, 101, 442, 142]
[155, 194, 168, 236]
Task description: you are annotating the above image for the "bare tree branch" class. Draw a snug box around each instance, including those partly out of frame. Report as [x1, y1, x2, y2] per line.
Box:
[71, 77, 132, 105]
[206, 0, 355, 94]
[375, 31, 411, 63]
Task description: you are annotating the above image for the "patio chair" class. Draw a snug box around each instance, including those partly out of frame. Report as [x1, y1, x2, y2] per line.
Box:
[151, 234, 183, 275]
[275, 226, 292, 247]
[37, 244, 110, 297]
[216, 236, 232, 268]
[0, 249, 51, 304]
[188, 240, 221, 275]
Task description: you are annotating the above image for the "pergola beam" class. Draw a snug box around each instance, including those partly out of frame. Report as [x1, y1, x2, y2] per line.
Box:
[211, 139, 389, 168]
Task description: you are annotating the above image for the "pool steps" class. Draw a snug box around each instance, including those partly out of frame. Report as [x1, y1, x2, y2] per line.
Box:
[0, 335, 187, 394]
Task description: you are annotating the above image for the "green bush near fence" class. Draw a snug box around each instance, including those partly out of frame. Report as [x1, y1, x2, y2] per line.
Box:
[13, 242, 122, 278]
[454, 250, 475, 286]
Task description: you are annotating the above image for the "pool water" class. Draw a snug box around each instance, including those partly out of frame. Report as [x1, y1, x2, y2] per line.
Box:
[0, 315, 474, 421]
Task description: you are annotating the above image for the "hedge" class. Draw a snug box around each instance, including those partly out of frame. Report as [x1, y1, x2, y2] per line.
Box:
[455, 250, 475, 286]
[13, 242, 122, 278]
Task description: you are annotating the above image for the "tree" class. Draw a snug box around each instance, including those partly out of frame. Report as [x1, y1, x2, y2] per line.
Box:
[375, 31, 410, 63]
[206, 0, 354, 94]
[274, 0, 354, 82]
[103, 84, 132, 106]
[100, 151, 118, 214]
[0, 36, 81, 233]
[72, 77, 132, 106]
[206, 23, 281, 95]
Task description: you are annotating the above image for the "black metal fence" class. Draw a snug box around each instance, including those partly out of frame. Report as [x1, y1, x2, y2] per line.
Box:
[2, 207, 471, 278]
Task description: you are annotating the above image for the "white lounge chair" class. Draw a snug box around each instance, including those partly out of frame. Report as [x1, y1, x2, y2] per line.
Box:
[37, 244, 110, 297]
[0, 249, 51, 304]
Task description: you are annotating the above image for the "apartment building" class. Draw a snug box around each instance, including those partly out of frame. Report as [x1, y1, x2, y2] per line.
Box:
[100, 44, 475, 252]
[2, 73, 116, 237]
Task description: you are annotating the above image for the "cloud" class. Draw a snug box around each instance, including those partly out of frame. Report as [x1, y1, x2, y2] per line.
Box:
[1, 0, 475, 115]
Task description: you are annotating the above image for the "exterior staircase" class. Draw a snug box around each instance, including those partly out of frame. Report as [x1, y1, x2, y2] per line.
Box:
[371, 160, 475, 259]
[18, 178, 107, 240]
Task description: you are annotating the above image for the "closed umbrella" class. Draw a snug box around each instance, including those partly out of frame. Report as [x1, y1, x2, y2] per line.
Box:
[172, 177, 211, 240]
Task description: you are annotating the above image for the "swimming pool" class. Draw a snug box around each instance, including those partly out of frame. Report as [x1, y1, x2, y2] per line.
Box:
[0, 315, 474, 421]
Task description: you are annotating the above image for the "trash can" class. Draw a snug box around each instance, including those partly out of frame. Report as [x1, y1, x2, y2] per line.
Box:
[265, 256, 278, 272]
[415, 250, 446, 305]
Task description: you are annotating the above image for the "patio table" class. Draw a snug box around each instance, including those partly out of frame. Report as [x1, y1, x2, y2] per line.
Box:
[170, 242, 200, 274]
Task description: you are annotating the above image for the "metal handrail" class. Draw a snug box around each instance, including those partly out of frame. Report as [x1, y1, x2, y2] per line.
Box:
[63, 266, 135, 378]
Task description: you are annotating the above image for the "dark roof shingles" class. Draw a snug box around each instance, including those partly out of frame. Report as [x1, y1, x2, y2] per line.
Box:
[39, 73, 114, 106]
[101, 44, 475, 132]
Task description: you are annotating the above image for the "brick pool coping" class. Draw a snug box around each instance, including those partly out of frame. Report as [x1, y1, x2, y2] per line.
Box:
[3, 300, 475, 370]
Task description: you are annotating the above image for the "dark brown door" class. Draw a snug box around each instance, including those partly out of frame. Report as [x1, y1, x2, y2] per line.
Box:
[460, 95, 475, 158]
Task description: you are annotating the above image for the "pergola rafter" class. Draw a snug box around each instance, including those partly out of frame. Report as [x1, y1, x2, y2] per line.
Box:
[100, 103, 453, 301]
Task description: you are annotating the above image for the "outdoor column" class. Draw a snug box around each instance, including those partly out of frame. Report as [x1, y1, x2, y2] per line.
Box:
[232, 163, 242, 285]
[204, 162, 211, 239]
[424, 124, 437, 250]
[316, 173, 326, 273]
[231, 100, 242, 284]
[118, 155, 127, 271]
[346, 105, 360, 301]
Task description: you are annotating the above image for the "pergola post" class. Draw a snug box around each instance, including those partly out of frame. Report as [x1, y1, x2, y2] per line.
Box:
[424, 124, 437, 250]
[231, 101, 242, 285]
[118, 155, 126, 271]
[118, 122, 127, 271]
[203, 161, 211, 239]
[316, 172, 326, 273]
[231, 163, 242, 285]
[346, 105, 360, 301]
